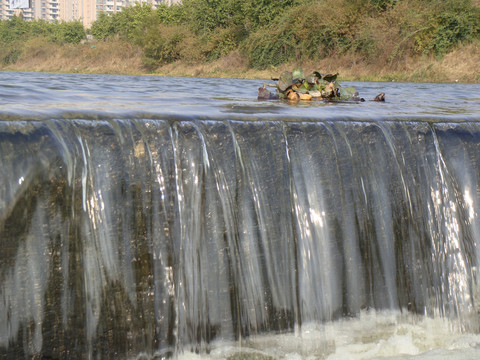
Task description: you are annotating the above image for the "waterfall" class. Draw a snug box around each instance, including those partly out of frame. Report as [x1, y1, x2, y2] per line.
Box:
[0, 118, 479, 358]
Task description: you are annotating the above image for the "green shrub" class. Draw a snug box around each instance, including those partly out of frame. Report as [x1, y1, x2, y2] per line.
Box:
[90, 4, 154, 41]
[0, 17, 85, 66]
[90, 12, 116, 41]
[244, 22, 296, 68]
[426, 5, 480, 55]
[0, 16, 29, 43]
[202, 26, 245, 60]
[369, 0, 397, 11]
[0, 17, 85, 44]
[0, 44, 21, 65]
[182, 0, 242, 35]
[155, 3, 186, 25]
[240, 0, 300, 31]
[244, 0, 367, 69]
[181, 0, 299, 35]
[49, 21, 85, 44]
[139, 24, 194, 69]
[2, 0, 480, 72]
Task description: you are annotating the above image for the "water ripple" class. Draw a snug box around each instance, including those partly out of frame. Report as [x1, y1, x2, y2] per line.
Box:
[1, 71, 480, 121]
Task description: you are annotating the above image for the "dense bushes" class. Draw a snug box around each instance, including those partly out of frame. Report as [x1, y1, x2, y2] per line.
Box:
[425, 1, 480, 55]
[89, 0, 302, 68]
[122, 0, 480, 70]
[0, 17, 85, 44]
[49, 21, 85, 44]
[90, 4, 155, 41]
[244, 0, 480, 68]
[0, 17, 85, 65]
[1, 0, 480, 70]
[90, 3, 202, 67]
[245, 0, 368, 68]
[139, 24, 200, 69]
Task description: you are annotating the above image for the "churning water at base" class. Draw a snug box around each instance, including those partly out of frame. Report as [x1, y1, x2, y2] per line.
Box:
[1, 72, 480, 359]
[179, 310, 480, 360]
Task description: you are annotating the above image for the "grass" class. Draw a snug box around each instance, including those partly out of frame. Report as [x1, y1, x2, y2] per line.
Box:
[4, 39, 144, 75]
[2, 37, 480, 83]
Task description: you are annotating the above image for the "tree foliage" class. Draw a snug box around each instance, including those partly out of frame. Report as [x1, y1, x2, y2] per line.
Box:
[425, 0, 480, 55]
[0, 16, 85, 65]
[0, 17, 85, 44]
[90, 4, 155, 41]
[1, 0, 480, 70]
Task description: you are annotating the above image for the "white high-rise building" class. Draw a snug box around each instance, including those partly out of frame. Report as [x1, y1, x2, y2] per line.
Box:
[0, 0, 181, 27]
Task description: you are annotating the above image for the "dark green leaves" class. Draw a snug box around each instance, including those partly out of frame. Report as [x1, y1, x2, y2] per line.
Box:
[322, 73, 338, 83]
[292, 67, 305, 81]
[277, 71, 293, 92]
[305, 73, 317, 84]
[266, 67, 363, 102]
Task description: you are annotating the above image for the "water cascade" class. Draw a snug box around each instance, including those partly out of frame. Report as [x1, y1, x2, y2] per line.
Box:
[0, 118, 479, 359]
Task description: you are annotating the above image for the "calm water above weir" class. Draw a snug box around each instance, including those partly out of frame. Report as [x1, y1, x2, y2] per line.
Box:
[1, 71, 480, 360]
[1, 71, 480, 120]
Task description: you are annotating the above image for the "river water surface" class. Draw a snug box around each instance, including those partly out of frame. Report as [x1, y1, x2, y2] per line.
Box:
[1, 71, 480, 360]
[2, 71, 480, 120]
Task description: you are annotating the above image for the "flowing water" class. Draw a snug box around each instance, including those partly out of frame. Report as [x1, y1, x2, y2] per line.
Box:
[1, 71, 480, 359]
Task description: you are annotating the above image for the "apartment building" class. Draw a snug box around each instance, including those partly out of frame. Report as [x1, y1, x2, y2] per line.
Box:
[0, 0, 180, 27]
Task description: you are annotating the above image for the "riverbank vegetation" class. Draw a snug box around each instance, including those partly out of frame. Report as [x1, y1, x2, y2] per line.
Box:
[1, 0, 480, 82]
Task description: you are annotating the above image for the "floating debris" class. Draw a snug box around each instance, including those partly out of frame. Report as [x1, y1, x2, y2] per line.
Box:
[258, 67, 384, 103]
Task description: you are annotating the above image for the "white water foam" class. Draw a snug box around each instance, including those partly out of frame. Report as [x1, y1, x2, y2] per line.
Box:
[175, 310, 480, 360]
